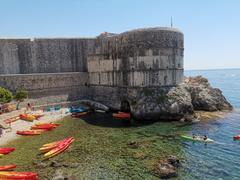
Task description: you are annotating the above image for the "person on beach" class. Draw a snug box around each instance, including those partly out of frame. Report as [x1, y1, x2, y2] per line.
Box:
[0, 127, 3, 137]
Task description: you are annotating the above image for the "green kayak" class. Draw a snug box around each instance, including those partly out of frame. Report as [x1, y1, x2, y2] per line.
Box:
[181, 135, 214, 143]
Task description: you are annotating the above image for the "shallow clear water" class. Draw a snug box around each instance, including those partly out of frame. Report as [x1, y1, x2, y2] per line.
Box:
[179, 69, 240, 179]
[1, 69, 239, 180]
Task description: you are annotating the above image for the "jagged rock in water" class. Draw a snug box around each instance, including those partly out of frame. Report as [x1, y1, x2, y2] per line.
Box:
[130, 76, 232, 121]
[184, 76, 232, 111]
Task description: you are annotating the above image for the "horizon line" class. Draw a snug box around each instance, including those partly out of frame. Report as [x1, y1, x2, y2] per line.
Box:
[185, 67, 240, 71]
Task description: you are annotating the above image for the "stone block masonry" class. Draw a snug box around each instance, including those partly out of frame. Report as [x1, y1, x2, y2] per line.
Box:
[0, 38, 95, 74]
[0, 27, 184, 113]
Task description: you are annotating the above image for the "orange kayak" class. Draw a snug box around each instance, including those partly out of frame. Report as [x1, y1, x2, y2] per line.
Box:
[35, 123, 60, 127]
[0, 165, 16, 171]
[43, 137, 74, 159]
[0, 171, 38, 179]
[0, 148, 15, 155]
[16, 130, 45, 136]
[40, 137, 72, 152]
[112, 112, 131, 119]
[31, 125, 56, 131]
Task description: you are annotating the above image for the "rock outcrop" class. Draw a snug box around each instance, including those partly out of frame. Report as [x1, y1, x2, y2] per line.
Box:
[153, 156, 180, 179]
[130, 76, 232, 121]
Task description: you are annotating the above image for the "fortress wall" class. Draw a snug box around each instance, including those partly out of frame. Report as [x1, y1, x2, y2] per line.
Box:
[0, 38, 96, 74]
[0, 72, 89, 103]
[88, 28, 184, 87]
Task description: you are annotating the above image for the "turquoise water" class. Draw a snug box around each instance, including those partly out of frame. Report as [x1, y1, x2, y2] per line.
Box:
[180, 69, 240, 179]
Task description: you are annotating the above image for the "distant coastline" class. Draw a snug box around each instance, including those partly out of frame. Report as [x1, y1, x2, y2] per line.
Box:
[185, 68, 240, 71]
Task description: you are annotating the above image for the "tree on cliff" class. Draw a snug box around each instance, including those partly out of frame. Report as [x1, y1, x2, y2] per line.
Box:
[14, 90, 28, 110]
[0, 87, 13, 104]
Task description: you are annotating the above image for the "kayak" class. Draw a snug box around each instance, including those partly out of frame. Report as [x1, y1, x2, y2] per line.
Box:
[44, 138, 74, 159]
[0, 171, 38, 179]
[70, 107, 86, 113]
[16, 130, 45, 136]
[19, 114, 36, 121]
[4, 116, 20, 124]
[35, 123, 60, 127]
[233, 135, 240, 140]
[71, 112, 88, 117]
[181, 135, 214, 143]
[39, 137, 73, 153]
[0, 148, 15, 155]
[0, 164, 16, 171]
[31, 124, 56, 131]
[41, 137, 74, 159]
[112, 112, 131, 119]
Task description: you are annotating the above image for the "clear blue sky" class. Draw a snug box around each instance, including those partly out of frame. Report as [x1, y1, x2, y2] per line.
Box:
[1, 0, 240, 70]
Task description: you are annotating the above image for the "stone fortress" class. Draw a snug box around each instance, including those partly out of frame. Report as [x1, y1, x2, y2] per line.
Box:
[0, 27, 185, 119]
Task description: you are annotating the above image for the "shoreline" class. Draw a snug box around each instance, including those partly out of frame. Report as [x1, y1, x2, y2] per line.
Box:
[0, 108, 69, 146]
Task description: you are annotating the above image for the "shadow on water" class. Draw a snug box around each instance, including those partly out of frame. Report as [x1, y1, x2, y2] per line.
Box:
[74, 112, 160, 128]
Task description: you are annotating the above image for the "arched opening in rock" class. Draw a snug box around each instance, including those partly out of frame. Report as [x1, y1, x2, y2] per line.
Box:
[120, 100, 131, 113]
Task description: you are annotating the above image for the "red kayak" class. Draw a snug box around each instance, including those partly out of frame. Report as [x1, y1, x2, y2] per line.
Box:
[0, 148, 15, 155]
[0, 171, 38, 179]
[0, 164, 17, 171]
[112, 112, 131, 119]
[233, 135, 240, 140]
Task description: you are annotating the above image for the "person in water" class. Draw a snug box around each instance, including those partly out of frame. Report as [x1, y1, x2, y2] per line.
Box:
[192, 134, 196, 139]
[203, 135, 208, 140]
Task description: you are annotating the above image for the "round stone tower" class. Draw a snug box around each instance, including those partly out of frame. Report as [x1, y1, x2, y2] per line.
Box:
[88, 27, 184, 87]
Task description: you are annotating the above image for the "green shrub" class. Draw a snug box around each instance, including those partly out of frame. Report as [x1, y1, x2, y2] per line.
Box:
[0, 87, 13, 104]
[14, 90, 28, 102]
[14, 90, 28, 110]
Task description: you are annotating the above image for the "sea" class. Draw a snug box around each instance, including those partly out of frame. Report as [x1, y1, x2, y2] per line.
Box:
[180, 69, 240, 179]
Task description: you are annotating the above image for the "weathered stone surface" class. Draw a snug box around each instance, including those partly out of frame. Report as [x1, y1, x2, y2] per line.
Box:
[0, 38, 95, 74]
[129, 76, 232, 121]
[0, 28, 232, 122]
[184, 76, 232, 111]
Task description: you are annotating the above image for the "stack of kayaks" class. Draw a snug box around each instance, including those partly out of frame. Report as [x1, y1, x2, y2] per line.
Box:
[39, 137, 74, 159]
[181, 135, 214, 143]
[17, 123, 60, 136]
[0, 171, 38, 179]
[0, 164, 16, 171]
[19, 114, 36, 121]
[0, 148, 15, 157]
[112, 112, 131, 119]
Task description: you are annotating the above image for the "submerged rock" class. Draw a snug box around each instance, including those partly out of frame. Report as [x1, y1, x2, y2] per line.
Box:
[130, 76, 232, 121]
[153, 156, 180, 179]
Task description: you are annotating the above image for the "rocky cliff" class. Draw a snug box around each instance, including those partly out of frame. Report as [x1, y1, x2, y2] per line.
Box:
[130, 76, 232, 121]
